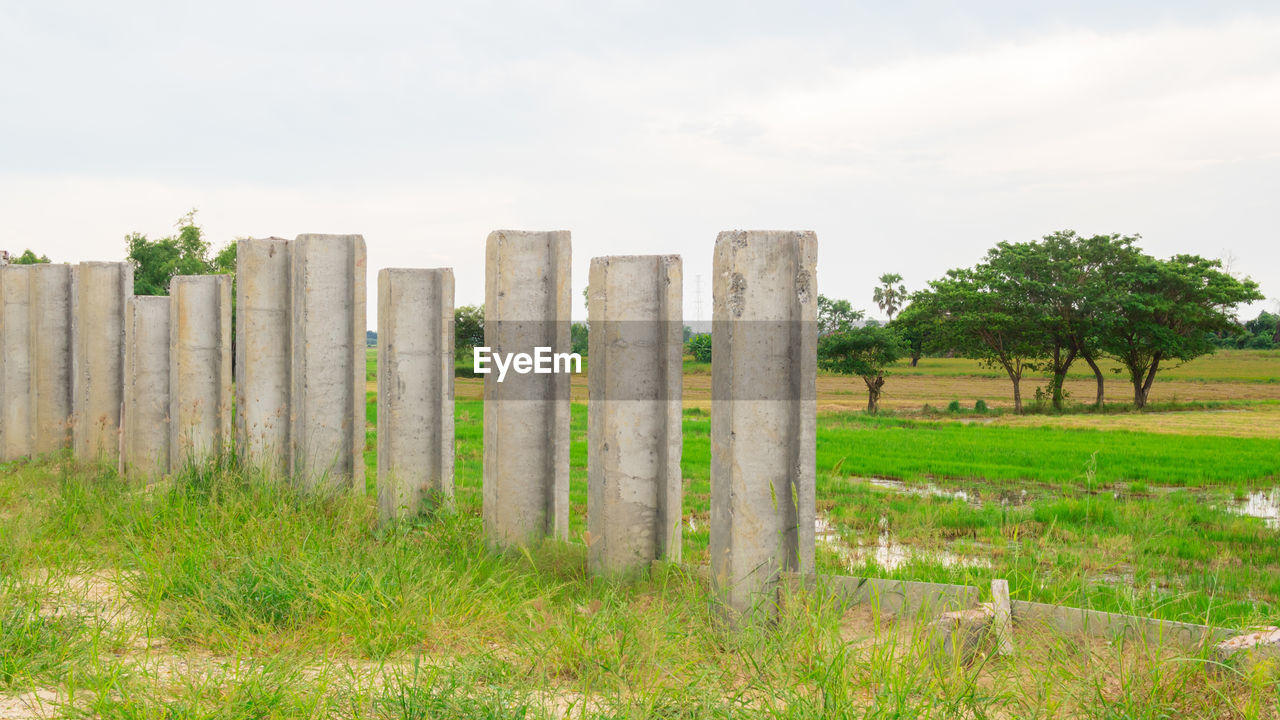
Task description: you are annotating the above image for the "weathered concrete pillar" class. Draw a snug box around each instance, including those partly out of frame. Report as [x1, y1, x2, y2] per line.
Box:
[122, 296, 170, 480]
[29, 264, 74, 455]
[377, 268, 455, 521]
[710, 230, 817, 615]
[290, 234, 367, 492]
[482, 230, 572, 547]
[587, 255, 683, 575]
[169, 275, 232, 469]
[71, 262, 133, 462]
[235, 238, 291, 474]
[0, 266, 34, 460]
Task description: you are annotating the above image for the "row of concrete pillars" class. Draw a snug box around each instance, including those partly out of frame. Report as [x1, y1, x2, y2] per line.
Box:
[0, 229, 815, 614]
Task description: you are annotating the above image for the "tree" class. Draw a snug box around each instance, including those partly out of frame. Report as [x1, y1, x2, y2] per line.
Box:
[1098, 253, 1263, 408]
[929, 265, 1043, 413]
[817, 294, 864, 336]
[872, 273, 907, 322]
[892, 293, 935, 367]
[979, 234, 1141, 411]
[686, 334, 711, 363]
[11, 249, 51, 264]
[817, 325, 903, 413]
[571, 322, 589, 356]
[126, 210, 232, 295]
[455, 304, 485, 359]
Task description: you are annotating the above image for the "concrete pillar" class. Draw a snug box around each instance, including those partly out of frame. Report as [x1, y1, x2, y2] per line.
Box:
[376, 268, 455, 521]
[482, 230, 571, 547]
[169, 275, 233, 469]
[29, 264, 74, 455]
[235, 237, 291, 474]
[0, 266, 33, 460]
[71, 262, 133, 461]
[290, 234, 367, 492]
[710, 230, 817, 615]
[122, 296, 170, 480]
[586, 255, 683, 575]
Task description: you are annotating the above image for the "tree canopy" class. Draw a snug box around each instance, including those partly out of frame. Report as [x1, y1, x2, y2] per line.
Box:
[817, 324, 903, 413]
[872, 273, 907, 322]
[126, 210, 234, 296]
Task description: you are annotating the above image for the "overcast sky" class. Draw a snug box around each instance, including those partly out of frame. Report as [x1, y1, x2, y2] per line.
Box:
[2, 1, 1277, 324]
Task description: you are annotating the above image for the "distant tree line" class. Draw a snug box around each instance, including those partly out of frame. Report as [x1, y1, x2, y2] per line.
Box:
[820, 231, 1264, 413]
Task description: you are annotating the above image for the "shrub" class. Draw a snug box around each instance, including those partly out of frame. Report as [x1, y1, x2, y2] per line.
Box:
[685, 334, 712, 363]
[974, 399, 988, 413]
[947, 400, 961, 413]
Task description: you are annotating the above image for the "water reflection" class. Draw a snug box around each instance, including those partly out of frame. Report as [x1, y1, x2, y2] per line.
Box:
[815, 515, 990, 572]
[1228, 489, 1280, 529]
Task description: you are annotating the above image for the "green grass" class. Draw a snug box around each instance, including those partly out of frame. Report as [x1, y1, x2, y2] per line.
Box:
[2, 454, 1273, 717]
[814, 412, 1280, 487]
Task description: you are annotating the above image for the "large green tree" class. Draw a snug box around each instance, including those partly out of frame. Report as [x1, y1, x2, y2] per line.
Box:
[980, 232, 1143, 410]
[817, 324, 903, 413]
[1097, 253, 1262, 408]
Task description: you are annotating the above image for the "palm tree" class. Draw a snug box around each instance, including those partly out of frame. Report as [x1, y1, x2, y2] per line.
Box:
[872, 273, 907, 322]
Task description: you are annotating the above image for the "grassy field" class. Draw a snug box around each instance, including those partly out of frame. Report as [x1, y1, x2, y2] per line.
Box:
[2, 348, 1279, 717]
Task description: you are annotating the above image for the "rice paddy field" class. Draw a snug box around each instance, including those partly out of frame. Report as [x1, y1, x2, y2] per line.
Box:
[2, 349, 1278, 718]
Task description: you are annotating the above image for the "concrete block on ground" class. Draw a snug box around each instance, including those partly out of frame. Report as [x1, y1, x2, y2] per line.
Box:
[1010, 599, 1234, 649]
[482, 230, 571, 547]
[928, 604, 995, 666]
[786, 573, 980, 620]
[169, 275, 232, 469]
[122, 296, 171, 480]
[290, 234, 367, 492]
[71, 262, 133, 461]
[587, 254, 683, 575]
[710, 230, 817, 615]
[1213, 627, 1280, 676]
[236, 237, 291, 474]
[29, 264, 74, 455]
[377, 268, 455, 522]
[0, 266, 34, 460]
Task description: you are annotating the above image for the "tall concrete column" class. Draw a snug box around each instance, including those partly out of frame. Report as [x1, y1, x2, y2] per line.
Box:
[290, 234, 367, 492]
[710, 230, 817, 615]
[483, 230, 571, 547]
[169, 275, 233, 469]
[587, 255, 683, 575]
[0, 266, 34, 461]
[71, 262, 133, 462]
[29, 264, 74, 455]
[377, 268, 455, 522]
[236, 237, 291, 474]
[122, 296, 170, 480]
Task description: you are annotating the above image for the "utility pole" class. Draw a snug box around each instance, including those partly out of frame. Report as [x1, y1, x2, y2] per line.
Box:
[694, 274, 703, 325]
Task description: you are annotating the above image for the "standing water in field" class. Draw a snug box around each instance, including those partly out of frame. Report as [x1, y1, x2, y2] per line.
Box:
[861, 477, 977, 505]
[815, 516, 990, 572]
[1227, 488, 1280, 529]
